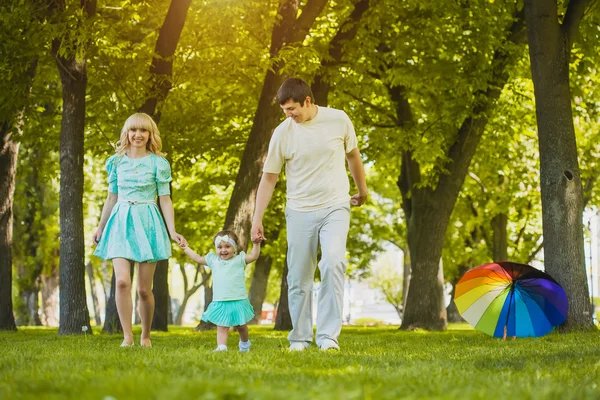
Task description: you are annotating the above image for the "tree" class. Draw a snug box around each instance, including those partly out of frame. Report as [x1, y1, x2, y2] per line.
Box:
[345, 2, 527, 330]
[369, 262, 404, 319]
[524, 0, 594, 328]
[51, 0, 96, 335]
[0, 0, 47, 331]
[223, 0, 329, 248]
[274, 258, 292, 330]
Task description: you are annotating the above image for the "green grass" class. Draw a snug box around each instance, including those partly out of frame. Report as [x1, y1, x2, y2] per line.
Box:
[1, 325, 599, 399]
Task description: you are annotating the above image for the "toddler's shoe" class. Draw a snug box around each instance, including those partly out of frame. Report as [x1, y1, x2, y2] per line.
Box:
[213, 344, 228, 352]
[239, 340, 251, 352]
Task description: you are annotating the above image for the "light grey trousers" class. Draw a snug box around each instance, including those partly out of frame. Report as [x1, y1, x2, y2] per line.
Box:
[285, 202, 350, 347]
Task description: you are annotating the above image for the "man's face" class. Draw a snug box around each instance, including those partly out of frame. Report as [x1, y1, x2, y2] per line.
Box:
[280, 98, 311, 123]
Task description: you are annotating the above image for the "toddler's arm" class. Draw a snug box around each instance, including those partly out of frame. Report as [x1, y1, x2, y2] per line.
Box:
[182, 245, 207, 265]
[245, 240, 261, 264]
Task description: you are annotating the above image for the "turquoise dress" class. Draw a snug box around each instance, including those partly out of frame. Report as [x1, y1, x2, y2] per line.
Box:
[201, 252, 255, 327]
[93, 153, 172, 263]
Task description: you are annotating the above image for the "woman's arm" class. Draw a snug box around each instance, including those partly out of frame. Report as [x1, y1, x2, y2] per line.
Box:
[158, 195, 187, 247]
[244, 241, 261, 264]
[92, 192, 118, 244]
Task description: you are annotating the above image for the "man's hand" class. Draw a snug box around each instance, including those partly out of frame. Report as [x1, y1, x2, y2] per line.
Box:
[350, 192, 368, 207]
[251, 221, 265, 242]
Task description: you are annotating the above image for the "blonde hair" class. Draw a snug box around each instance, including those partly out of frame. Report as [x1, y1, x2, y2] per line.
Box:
[115, 113, 166, 157]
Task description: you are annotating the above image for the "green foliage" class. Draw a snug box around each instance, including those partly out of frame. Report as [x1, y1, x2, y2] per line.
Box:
[1, 326, 599, 399]
[368, 261, 403, 314]
[9, 0, 600, 315]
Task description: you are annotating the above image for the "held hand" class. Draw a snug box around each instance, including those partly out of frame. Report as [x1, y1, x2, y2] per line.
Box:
[91, 228, 102, 246]
[350, 192, 368, 207]
[251, 221, 265, 243]
[171, 233, 187, 248]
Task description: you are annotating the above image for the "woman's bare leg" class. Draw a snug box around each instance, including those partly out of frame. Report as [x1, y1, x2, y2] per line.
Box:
[113, 258, 133, 346]
[137, 262, 157, 347]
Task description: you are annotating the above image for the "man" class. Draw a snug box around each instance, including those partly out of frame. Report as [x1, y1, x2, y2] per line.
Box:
[251, 77, 368, 351]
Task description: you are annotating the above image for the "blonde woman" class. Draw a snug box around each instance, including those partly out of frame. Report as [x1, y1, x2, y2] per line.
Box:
[92, 112, 186, 347]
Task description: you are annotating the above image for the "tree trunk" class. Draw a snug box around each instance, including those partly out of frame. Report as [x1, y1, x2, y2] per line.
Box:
[102, 271, 120, 334]
[402, 245, 411, 310]
[223, 0, 328, 249]
[248, 228, 279, 324]
[151, 263, 169, 331]
[174, 289, 195, 325]
[248, 253, 274, 324]
[446, 265, 469, 323]
[138, 0, 192, 121]
[40, 268, 59, 327]
[398, 13, 525, 330]
[174, 264, 203, 325]
[311, 0, 371, 107]
[0, 123, 20, 332]
[0, 28, 40, 331]
[274, 258, 292, 331]
[136, 0, 191, 332]
[16, 289, 42, 326]
[86, 262, 102, 326]
[491, 213, 509, 262]
[524, 0, 593, 329]
[195, 271, 215, 331]
[100, 260, 111, 300]
[53, 51, 91, 335]
[134, 291, 141, 325]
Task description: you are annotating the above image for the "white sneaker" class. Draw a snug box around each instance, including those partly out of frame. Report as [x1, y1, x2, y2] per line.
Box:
[319, 340, 340, 351]
[213, 344, 228, 352]
[289, 342, 309, 351]
[239, 340, 251, 352]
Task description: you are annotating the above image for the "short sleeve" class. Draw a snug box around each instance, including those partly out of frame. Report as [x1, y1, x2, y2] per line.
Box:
[106, 155, 119, 194]
[155, 156, 172, 196]
[238, 251, 247, 268]
[263, 128, 285, 174]
[205, 252, 218, 268]
[343, 112, 358, 153]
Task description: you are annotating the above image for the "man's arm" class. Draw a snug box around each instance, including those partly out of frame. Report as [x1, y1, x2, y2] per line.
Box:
[346, 148, 368, 206]
[251, 172, 279, 241]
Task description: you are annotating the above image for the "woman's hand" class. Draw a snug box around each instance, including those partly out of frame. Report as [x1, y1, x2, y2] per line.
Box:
[171, 232, 187, 248]
[91, 228, 103, 246]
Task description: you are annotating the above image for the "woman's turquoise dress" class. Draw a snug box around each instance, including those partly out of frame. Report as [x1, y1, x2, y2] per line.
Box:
[93, 153, 172, 263]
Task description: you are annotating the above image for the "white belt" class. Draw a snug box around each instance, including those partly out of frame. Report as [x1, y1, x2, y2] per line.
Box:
[118, 200, 156, 205]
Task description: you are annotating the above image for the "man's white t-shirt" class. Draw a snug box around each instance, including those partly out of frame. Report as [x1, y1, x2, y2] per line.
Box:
[263, 106, 358, 211]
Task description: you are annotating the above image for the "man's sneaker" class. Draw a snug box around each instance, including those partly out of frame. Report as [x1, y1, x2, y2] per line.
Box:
[239, 340, 251, 352]
[319, 340, 340, 351]
[213, 344, 228, 352]
[289, 342, 309, 351]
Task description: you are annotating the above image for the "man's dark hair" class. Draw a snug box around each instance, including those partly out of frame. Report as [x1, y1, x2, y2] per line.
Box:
[276, 78, 314, 106]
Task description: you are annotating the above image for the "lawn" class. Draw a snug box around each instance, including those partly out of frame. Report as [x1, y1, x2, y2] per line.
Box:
[1, 324, 599, 399]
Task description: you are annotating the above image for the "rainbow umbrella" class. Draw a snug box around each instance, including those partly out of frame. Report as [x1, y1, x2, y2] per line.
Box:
[454, 262, 568, 338]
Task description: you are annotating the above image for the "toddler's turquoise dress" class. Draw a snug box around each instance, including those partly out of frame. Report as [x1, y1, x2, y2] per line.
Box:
[93, 153, 172, 263]
[202, 252, 255, 327]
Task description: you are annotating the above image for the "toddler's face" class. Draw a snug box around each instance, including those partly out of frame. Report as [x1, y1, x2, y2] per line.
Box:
[128, 127, 150, 149]
[216, 241, 235, 260]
